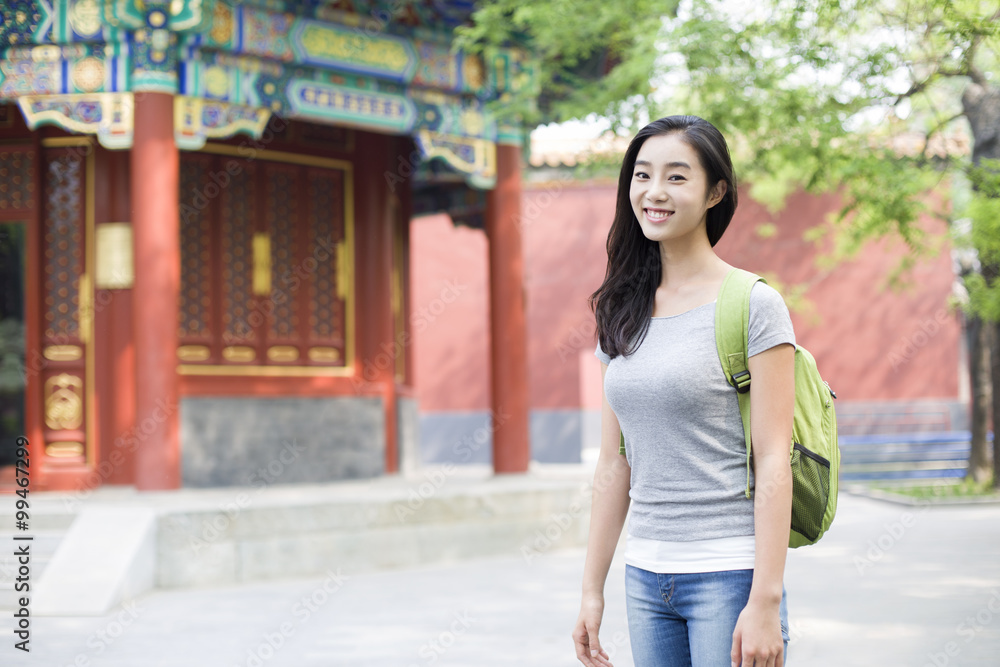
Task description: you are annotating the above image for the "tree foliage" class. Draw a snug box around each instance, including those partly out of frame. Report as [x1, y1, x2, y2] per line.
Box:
[455, 0, 680, 125]
[464, 0, 999, 303]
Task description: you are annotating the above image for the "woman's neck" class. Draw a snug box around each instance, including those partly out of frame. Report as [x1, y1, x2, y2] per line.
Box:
[657, 240, 727, 291]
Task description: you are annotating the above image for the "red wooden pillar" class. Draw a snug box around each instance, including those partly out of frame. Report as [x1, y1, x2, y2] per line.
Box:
[486, 143, 530, 473]
[131, 92, 180, 489]
[380, 138, 399, 474]
[94, 149, 136, 485]
[355, 132, 399, 473]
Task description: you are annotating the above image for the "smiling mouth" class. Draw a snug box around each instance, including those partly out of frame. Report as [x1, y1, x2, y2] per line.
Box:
[644, 208, 673, 221]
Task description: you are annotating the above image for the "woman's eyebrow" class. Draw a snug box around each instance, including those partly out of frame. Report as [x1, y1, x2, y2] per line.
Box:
[634, 159, 691, 169]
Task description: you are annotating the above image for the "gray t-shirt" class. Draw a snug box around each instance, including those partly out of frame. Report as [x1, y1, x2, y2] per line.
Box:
[595, 282, 795, 542]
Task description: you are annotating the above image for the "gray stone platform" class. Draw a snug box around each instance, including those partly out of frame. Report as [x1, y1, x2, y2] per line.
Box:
[1, 464, 595, 615]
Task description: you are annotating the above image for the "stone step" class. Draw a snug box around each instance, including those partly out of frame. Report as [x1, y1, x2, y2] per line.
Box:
[0, 529, 70, 611]
[0, 499, 78, 612]
[153, 471, 596, 589]
[0, 500, 79, 531]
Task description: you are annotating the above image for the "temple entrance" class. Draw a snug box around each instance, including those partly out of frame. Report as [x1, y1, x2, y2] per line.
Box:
[0, 222, 25, 467]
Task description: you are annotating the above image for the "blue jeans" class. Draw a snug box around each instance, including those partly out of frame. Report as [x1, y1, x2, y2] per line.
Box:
[625, 565, 789, 667]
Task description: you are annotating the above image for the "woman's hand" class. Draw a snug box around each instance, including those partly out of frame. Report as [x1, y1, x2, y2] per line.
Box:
[572, 594, 614, 667]
[730, 598, 783, 667]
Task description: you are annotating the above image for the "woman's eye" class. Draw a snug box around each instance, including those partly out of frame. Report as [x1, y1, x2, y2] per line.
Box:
[668, 175, 685, 181]
[634, 171, 649, 179]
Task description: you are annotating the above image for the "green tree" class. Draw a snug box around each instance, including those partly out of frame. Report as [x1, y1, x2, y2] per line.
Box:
[461, 0, 1000, 485]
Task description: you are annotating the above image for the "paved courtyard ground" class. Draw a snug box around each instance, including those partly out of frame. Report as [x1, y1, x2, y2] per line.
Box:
[2, 492, 998, 666]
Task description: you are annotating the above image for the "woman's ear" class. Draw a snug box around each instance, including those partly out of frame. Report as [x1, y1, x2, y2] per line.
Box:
[707, 181, 727, 208]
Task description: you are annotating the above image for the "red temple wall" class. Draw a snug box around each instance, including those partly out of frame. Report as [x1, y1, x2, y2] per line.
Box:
[411, 181, 963, 420]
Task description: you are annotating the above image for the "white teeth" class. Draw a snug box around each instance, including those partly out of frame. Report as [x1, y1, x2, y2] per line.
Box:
[646, 209, 669, 220]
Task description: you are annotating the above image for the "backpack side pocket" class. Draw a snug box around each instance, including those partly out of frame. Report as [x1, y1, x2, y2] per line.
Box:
[790, 442, 831, 543]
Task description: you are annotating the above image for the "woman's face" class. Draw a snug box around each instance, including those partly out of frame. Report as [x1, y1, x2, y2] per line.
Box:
[629, 132, 725, 244]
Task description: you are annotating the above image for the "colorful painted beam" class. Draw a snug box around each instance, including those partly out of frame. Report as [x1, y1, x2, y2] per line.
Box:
[178, 49, 495, 137]
[193, 2, 532, 99]
[16, 92, 271, 150]
[0, 44, 129, 96]
[1, 1, 535, 98]
[0, 0, 532, 186]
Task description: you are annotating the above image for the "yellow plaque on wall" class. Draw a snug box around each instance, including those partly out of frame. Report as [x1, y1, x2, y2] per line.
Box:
[267, 346, 299, 362]
[308, 346, 340, 363]
[45, 441, 85, 458]
[95, 223, 134, 289]
[222, 346, 256, 362]
[252, 233, 272, 296]
[43, 345, 83, 361]
[177, 345, 211, 362]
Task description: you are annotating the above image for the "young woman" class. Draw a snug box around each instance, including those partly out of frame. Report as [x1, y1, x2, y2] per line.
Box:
[571, 115, 795, 667]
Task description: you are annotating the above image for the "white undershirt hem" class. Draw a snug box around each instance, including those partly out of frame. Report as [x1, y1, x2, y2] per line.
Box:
[624, 533, 756, 574]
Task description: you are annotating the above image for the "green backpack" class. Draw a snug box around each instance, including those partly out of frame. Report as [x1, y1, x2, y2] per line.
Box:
[716, 268, 839, 547]
[616, 268, 840, 548]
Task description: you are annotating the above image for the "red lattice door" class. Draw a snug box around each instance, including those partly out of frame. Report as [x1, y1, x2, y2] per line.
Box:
[178, 150, 351, 376]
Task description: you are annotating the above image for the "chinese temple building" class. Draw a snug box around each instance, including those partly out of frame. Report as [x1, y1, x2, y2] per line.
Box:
[0, 0, 537, 491]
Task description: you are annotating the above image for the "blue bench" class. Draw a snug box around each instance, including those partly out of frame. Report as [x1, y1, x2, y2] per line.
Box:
[838, 431, 987, 482]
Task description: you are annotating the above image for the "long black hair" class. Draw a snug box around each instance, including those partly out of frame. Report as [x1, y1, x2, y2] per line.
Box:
[588, 115, 738, 360]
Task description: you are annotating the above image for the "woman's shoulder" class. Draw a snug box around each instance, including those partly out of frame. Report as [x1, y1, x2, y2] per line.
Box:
[746, 279, 795, 348]
[748, 279, 786, 305]
[747, 280, 793, 328]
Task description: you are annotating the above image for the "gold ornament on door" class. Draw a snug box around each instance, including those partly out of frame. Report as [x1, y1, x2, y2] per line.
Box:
[44, 374, 84, 430]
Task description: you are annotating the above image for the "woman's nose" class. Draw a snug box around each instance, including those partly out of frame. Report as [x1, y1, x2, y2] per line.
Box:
[647, 179, 668, 202]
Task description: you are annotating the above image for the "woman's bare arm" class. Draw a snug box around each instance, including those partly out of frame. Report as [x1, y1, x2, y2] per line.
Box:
[572, 362, 631, 667]
[732, 342, 795, 667]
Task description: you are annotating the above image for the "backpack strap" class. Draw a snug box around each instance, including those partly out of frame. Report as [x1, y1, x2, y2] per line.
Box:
[714, 268, 765, 499]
